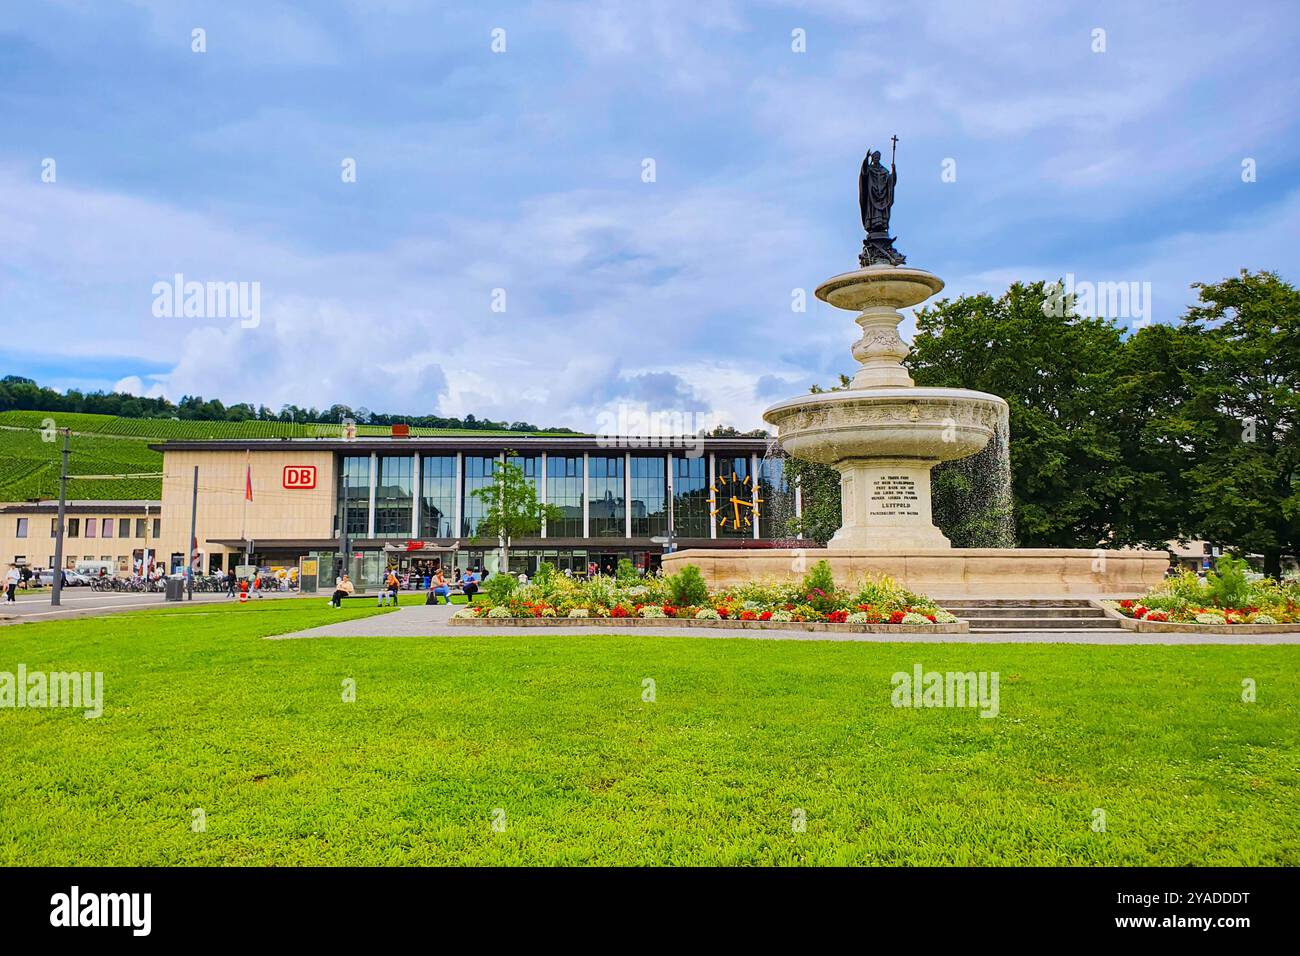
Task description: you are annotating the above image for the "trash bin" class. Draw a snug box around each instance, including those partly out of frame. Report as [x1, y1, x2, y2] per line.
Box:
[164, 576, 185, 602]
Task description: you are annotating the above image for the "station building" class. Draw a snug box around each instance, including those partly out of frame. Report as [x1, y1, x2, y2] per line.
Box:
[23, 432, 787, 589]
[144, 433, 793, 587]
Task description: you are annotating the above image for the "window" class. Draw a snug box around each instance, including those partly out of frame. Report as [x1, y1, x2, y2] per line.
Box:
[507, 454, 542, 535]
[51, 518, 58, 538]
[461, 455, 498, 537]
[67, 518, 80, 538]
[337, 456, 371, 536]
[759, 456, 792, 540]
[102, 518, 114, 538]
[545, 455, 583, 538]
[135, 518, 146, 538]
[85, 518, 97, 538]
[588, 455, 625, 537]
[152, 518, 161, 538]
[15, 518, 28, 538]
[374, 456, 414, 537]
[630, 456, 667, 537]
[672, 456, 709, 538]
[419, 456, 457, 538]
[119, 518, 131, 538]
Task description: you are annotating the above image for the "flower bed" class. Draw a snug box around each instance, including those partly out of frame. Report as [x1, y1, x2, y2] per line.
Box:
[449, 559, 964, 632]
[1100, 556, 1300, 632]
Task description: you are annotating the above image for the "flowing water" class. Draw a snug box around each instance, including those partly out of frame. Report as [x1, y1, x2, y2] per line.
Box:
[931, 404, 1016, 548]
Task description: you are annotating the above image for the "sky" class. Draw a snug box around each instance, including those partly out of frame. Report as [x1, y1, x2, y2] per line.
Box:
[1, 0, 1297, 431]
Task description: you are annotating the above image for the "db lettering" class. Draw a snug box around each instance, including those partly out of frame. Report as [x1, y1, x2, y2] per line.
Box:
[283, 466, 317, 489]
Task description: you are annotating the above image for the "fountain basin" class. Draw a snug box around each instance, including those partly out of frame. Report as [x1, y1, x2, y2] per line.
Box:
[762, 387, 1007, 465]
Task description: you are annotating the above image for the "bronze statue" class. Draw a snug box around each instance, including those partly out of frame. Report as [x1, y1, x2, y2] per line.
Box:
[858, 136, 906, 267]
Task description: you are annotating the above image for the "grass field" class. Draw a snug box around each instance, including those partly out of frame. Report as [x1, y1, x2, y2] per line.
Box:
[1, 600, 1297, 866]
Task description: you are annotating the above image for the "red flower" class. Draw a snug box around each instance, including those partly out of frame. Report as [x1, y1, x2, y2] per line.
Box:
[759, 611, 773, 621]
[740, 610, 757, 621]
[663, 605, 678, 618]
[611, 605, 630, 618]
[1119, 599, 1134, 609]
[1133, 605, 1149, 619]
[827, 610, 848, 623]
[889, 611, 906, 624]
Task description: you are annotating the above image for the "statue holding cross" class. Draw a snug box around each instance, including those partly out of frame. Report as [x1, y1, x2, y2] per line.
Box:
[858, 135, 906, 267]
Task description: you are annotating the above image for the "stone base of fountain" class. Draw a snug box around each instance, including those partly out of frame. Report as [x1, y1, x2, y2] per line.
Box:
[660, 547, 1170, 599]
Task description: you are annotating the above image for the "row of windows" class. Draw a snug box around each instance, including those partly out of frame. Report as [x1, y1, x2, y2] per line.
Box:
[334, 453, 788, 540]
[14, 517, 161, 540]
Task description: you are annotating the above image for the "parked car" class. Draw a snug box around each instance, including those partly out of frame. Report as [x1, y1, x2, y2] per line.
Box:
[38, 570, 90, 587]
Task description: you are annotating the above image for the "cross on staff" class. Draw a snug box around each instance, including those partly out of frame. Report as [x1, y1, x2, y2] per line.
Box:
[890, 134, 898, 166]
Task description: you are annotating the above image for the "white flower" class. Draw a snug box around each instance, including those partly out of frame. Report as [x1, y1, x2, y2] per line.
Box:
[487, 606, 512, 618]
[846, 611, 871, 624]
[1253, 614, 1277, 625]
[451, 608, 476, 620]
[695, 608, 721, 620]
[932, 609, 958, 624]
[1194, 612, 1226, 625]
[901, 612, 930, 625]
[568, 608, 589, 618]
[639, 605, 666, 618]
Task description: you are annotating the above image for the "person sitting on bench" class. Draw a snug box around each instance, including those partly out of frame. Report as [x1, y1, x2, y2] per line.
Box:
[329, 574, 354, 608]
[426, 567, 451, 605]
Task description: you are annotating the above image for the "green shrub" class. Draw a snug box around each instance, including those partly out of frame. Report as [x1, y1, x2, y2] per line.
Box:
[615, 559, 640, 585]
[1206, 555, 1252, 609]
[802, 560, 836, 596]
[667, 564, 710, 607]
[483, 573, 518, 606]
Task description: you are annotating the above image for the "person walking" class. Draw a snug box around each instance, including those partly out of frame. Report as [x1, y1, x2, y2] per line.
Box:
[4, 564, 19, 603]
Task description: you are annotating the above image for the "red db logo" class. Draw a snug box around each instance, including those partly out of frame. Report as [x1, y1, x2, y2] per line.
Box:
[283, 465, 317, 489]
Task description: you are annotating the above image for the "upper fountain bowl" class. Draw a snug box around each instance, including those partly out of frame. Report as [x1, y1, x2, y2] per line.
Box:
[816, 265, 944, 311]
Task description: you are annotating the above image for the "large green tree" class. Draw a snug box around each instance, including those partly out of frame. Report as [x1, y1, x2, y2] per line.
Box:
[907, 280, 1174, 547]
[1152, 270, 1300, 575]
[470, 456, 563, 572]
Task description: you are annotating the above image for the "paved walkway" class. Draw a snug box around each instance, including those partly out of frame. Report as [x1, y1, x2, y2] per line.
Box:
[0, 588, 299, 625]
[267, 604, 1300, 644]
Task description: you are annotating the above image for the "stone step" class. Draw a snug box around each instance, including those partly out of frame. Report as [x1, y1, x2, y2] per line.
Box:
[963, 617, 1122, 630]
[967, 628, 1123, 635]
[952, 606, 1107, 619]
[940, 599, 1098, 608]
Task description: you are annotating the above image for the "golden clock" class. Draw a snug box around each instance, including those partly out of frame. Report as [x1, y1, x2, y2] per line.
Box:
[709, 470, 762, 530]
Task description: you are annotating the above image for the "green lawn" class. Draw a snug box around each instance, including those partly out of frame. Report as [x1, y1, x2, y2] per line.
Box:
[1, 600, 1297, 865]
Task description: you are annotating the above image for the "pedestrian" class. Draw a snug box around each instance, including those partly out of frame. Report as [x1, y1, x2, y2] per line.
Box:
[4, 564, 19, 603]
[462, 568, 479, 603]
[329, 574, 353, 608]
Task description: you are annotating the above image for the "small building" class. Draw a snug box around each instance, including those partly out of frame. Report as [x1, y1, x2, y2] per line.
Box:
[0, 500, 162, 574]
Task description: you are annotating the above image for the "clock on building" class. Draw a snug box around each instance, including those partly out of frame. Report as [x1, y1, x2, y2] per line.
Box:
[709, 470, 762, 531]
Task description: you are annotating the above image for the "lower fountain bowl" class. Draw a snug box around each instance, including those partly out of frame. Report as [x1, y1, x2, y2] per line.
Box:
[761, 387, 1008, 465]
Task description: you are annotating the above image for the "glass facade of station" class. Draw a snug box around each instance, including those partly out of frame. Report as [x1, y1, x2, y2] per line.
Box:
[327, 444, 796, 581]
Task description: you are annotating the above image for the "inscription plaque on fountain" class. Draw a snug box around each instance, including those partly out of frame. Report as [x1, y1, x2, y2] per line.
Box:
[869, 475, 920, 517]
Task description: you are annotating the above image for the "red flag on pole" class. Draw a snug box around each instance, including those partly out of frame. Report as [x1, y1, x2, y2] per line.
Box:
[245, 452, 253, 502]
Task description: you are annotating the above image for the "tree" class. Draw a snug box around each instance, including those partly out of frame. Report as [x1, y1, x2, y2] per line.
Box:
[908, 280, 1168, 548]
[1159, 270, 1300, 575]
[469, 455, 562, 572]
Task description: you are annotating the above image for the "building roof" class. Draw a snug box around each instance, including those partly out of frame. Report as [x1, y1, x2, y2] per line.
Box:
[0, 500, 160, 514]
[149, 435, 773, 453]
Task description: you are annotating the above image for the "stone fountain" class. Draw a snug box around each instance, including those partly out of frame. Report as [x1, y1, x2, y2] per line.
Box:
[662, 144, 1168, 596]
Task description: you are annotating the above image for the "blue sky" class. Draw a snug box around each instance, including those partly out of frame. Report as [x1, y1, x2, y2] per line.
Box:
[2, 0, 1297, 430]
